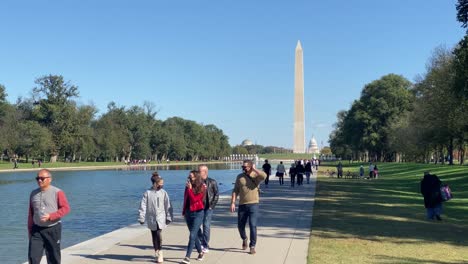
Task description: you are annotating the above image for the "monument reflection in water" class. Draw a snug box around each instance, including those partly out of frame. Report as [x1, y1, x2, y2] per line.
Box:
[0, 162, 240, 264]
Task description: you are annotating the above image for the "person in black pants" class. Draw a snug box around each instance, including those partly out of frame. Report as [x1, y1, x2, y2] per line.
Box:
[289, 163, 297, 187]
[296, 161, 305, 186]
[262, 160, 272, 188]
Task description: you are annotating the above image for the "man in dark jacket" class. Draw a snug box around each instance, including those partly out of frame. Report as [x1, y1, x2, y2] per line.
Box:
[198, 164, 219, 253]
[420, 172, 443, 221]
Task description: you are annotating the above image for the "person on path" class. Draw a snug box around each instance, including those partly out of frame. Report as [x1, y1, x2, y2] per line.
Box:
[230, 160, 266, 255]
[262, 159, 272, 188]
[359, 165, 365, 178]
[289, 163, 297, 187]
[305, 160, 312, 184]
[28, 169, 71, 264]
[181, 171, 207, 264]
[420, 172, 443, 221]
[197, 165, 219, 253]
[13, 158, 18, 169]
[276, 161, 286, 185]
[296, 161, 305, 186]
[139, 174, 173, 263]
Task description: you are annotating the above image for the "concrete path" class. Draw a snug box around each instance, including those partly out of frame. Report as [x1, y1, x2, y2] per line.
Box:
[32, 175, 316, 264]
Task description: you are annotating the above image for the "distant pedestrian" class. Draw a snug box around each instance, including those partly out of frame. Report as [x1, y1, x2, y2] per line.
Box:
[13, 158, 18, 169]
[32, 160, 35, 168]
[305, 161, 312, 184]
[337, 162, 343, 178]
[197, 165, 219, 253]
[315, 159, 319, 170]
[262, 159, 272, 188]
[38, 160, 42, 167]
[139, 174, 173, 263]
[181, 170, 207, 264]
[296, 161, 305, 186]
[359, 165, 365, 178]
[231, 160, 266, 255]
[368, 162, 375, 179]
[289, 163, 297, 187]
[276, 161, 286, 185]
[373, 165, 379, 179]
[420, 172, 443, 221]
[28, 169, 71, 264]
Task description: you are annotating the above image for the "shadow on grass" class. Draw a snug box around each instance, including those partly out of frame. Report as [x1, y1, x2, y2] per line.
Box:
[375, 255, 468, 264]
[312, 163, 468, 247]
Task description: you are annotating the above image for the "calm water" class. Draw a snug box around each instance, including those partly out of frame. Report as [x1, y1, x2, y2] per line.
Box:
[0, 163, 241, 264]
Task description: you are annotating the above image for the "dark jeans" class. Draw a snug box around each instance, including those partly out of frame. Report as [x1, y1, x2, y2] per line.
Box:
[151, 224, 162, 251]
[290, 175, 296, 187]
[297, 173, 304, 185]
[277, 173, 284, 185]
[184, 209, 204, 257]
[264, 173, 270, 186]
[29, 223, 62, 264]
[197, 208, 213, 248]
[237, 203, 259, 248]
[305, 172, 311, 184]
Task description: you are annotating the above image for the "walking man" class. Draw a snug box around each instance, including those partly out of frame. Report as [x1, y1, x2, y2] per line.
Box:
[28, 169, 71, 264]
[262, 159, 272, 188]
[231, 160, 266, 255]
[197, 164, 219, 253]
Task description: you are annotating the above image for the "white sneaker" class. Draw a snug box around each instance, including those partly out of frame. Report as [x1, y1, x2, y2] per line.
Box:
[202, 247, 209, 253]
[158, 250, 164, 263]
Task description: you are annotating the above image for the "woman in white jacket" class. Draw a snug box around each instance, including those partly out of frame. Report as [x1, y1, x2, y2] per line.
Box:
[139, 174, 173, 263]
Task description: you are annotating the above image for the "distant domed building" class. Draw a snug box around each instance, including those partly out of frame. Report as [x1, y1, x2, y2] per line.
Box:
[307, 136, 320, 154]
[241, 139, 253, 146]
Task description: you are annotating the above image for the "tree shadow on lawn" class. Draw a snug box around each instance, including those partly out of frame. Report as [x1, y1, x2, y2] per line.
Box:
[375, 255, 468, 264]
[312, 165, 468, 247]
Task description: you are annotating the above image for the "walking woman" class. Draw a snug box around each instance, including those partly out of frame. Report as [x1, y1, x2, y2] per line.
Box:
[181, 170, 207, 264]
[276, 161, 286, 185]
[139, 174, 173, 263]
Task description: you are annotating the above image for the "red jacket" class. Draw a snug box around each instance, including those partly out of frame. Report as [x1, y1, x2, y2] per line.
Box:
[182, 185, 206, 215]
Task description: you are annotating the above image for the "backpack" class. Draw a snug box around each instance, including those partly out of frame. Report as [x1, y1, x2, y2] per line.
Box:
[440, 184, 453, 202]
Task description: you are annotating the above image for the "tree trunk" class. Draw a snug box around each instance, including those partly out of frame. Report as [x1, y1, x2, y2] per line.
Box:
[50, 154, 58, 163]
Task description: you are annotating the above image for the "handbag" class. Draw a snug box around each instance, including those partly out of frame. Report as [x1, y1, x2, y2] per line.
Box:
[440, 184, 453, 201]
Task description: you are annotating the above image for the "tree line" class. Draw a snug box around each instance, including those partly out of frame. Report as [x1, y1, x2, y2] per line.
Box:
[329, 1, 468, 165]
[0, 75, 231, 163]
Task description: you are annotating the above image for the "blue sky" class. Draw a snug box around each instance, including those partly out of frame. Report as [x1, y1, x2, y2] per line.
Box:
[1, 0, 465, 148]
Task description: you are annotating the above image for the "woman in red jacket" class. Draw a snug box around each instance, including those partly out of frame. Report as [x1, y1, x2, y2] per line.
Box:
[181, 170, 207, 264]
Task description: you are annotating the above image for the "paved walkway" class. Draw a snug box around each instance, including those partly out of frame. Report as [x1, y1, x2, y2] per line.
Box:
[32, 175, 316, 264]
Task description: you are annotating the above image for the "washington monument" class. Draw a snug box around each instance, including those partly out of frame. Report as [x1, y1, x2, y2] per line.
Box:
[293, 40, 305, 153]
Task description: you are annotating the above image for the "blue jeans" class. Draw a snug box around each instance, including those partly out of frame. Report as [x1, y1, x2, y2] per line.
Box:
[238, 203, 259, 248]
[426, 204, 443, 220]
[184, 209, 204, 257]
[197, 208, 213, 248]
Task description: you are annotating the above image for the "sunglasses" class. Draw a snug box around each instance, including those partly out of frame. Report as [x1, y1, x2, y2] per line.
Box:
[241, 166, 251, 169]
[35, 177, 50, 181]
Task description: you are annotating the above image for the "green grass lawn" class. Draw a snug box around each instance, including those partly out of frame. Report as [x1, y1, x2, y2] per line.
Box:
[259, 153, 316, 160]
[308, 163, 468, 264]
[0, 160, 221, 171]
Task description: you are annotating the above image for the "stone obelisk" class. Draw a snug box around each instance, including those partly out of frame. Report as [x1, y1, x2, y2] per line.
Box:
[293, 40, 305, 153]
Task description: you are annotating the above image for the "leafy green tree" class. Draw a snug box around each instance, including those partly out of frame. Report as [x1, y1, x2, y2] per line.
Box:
[32, 75, 79, 162]
[457, 0, 468, 29]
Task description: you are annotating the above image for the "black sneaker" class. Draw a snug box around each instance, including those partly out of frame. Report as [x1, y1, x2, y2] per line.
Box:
[197, 252, 204, 261]
[436, 215, 442, 221]
[242, 239, 248, 250]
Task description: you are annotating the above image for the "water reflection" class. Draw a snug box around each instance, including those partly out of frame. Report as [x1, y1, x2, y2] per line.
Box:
[0, 162, 241, 264]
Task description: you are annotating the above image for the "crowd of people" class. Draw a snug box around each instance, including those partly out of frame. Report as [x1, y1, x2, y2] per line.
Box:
[260, 159, 319, 188]
[27, 160, 267, 264]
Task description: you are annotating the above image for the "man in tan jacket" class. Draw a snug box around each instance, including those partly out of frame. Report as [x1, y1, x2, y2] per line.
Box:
[231, 160, 266, 255]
